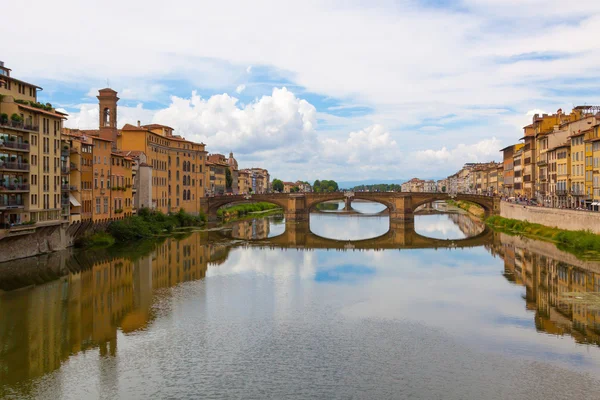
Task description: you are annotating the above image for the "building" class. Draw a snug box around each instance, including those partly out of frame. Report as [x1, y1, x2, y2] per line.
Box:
[555, 143, 571, 207]
[295, 181, 312, 193]
[500, 144, 522, 196]
[119, 120, 207, 213]
[238, 170, 251, 195]
[282, 181, 296, 193]
[207, 154, 229, 196]
[0, 61, 68, 233]
[227, 152, 239, 194]
[242, 168, 270, 194]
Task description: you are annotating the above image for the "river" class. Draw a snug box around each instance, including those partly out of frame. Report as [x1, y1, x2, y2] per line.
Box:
[1, 201, 600, 399]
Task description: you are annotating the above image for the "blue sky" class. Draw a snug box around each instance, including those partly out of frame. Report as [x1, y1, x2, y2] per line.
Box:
[3, 0, 600, 182]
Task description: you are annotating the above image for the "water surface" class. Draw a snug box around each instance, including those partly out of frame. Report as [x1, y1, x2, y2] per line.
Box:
[1, 206, 600, 399]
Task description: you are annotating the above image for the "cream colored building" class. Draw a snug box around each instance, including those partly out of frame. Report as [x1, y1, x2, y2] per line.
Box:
[0, 61, 67, 234]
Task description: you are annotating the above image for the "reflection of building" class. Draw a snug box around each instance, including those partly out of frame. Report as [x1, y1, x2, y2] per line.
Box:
[493, 235, 600, 346]
[0, 234, 210, 390]
[447, 213, 485, 237]
[231, 218, 270, 240]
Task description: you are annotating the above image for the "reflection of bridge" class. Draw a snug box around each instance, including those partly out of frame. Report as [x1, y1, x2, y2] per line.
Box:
[217, 220, 493, 250]
[201, 192, 500, 222]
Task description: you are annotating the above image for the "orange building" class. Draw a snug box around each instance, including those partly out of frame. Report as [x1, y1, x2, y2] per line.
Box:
[118, 122, 207, 214]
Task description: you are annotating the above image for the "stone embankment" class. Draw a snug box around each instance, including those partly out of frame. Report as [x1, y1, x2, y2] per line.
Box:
[500, 202, 600, 234]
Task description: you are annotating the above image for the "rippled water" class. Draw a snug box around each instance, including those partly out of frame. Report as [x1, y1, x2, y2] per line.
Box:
[2, 204, 600, 399]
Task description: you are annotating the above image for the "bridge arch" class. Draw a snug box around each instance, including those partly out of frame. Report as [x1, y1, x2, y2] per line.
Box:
[205, 194, 289, 217]
[410, 193, 494, 214]
[305, 193, 395, 213]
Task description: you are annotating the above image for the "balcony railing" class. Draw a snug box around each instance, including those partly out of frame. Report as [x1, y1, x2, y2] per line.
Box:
[70, 162, 78, 170]
[0, 198, 25, 207]
[0, 120, 39, 132]
[61, 184, 70, 191]
[0, 162, 30, 171]
[70, 185, 78, 191]
[0, 183, 30, 191]
[556, 189, 568, 196]
[61, 166, 70, 174]
[538, 154, 548, 165]
[0, 141, 30, 151]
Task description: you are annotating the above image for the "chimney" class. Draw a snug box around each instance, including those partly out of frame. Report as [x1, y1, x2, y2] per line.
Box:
[137, 120, 140, 127]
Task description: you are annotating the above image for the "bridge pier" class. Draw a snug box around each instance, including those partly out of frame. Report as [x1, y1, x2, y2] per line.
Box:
[284, 194, 309, 222]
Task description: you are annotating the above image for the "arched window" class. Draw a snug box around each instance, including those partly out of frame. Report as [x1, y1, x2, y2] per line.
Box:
[103, 108, 111, 126]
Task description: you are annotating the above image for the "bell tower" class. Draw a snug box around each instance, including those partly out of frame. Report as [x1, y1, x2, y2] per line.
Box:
[97, 88, 119, 144]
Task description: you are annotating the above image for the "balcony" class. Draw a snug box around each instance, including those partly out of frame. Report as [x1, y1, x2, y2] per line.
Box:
[70, 185, 78, 191]
[539, 174, 547, 181]
[0, 183, 30, 192]
[0, 141, 30, 152]
[556, 189, 568, 196]
[61, 166, 70, 174]
[61, 184, 70, 191]
[69, 147, 79, 154]
[0, 162, 29, 172]
[537, 154, 548, 166]
[61, 147, 70, 156]
[0, 120, 39, 133]
[70, 162, 78, 170]
[0, 197, 25, 208]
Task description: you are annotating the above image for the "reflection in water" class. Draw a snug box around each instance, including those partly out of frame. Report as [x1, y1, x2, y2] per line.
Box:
[309, 212, 390, 241]
[415, 213, 485, 240]
[230, 215, 285, 240]
[2, 214, 600, 398]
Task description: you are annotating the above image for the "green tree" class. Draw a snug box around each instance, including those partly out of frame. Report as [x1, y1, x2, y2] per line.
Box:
[442, 186, 446, 192]
[272, 179, 284, 192]
[225, 168, 233, 190]
[291, 186, 300, 193]
[313, 180, 321, 193]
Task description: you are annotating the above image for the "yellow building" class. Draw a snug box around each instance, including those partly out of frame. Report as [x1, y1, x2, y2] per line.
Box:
[238, 170, 251, 194]
[206, 154, 228, 196]
[569, 131, 586, 208]
[554, 143, 570, 208]
[119, 122, 207, 214]
[585, 125, 600, 209]
[0, 61, 67, 233]
[110, 152, 134, 218]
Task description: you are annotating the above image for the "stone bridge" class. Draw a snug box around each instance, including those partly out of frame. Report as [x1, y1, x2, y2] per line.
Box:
[200, 192, 500, 221]
[214, 220, 494, 250]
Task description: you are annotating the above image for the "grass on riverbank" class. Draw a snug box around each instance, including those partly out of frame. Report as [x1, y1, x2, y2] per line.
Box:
[76, 208, 206, 247]
[486, 215, 600, 255]
[446, 199, 485, 217]
[217, 202, 282, 220]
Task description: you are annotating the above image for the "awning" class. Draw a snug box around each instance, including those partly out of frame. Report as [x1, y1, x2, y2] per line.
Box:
[69, 194, 81, 207]
[592, 202, 599, 206]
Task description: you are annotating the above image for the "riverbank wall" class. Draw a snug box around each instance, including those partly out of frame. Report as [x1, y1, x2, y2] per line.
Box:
[0, 220, 111, 263]
[500, 202, 600, 234]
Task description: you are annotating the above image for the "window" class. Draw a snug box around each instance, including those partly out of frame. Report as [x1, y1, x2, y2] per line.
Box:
[96, 198, 101, 214]
[104, 198, 108, 213]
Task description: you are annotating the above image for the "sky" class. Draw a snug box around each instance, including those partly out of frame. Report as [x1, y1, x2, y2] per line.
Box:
[3, 0, 600, 182]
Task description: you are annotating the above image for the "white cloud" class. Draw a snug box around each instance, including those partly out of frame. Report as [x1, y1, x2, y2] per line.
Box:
[235, 84, 246, 94]
[4, 0, 600, 180]
[321, 125, 398, 165]
[152, 87, 316, 154]
[64, 103, 155, 130]
[414, 138, 502, 172]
